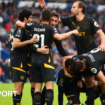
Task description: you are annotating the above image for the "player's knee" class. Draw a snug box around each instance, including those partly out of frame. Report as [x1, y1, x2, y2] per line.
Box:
[45, 89, 53, 101]
[34, 92, 41, 104]
[14, 86, 23, 94]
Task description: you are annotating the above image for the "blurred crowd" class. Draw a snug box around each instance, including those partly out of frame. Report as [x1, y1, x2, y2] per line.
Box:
[0, 0, 105, 82]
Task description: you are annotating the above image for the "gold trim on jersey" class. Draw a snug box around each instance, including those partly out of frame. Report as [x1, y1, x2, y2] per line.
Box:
[48, 57, 51, 63]
[20, 62, 23, 68]
[27, 63, 31, 66]
[12, 67, 26, 73]
[66, 95, 75, 98]
[44, 63, 55, 69]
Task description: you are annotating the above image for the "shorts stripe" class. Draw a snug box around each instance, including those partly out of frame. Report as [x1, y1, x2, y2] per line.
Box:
[44, 63, 55, 69]
[12, 67, 26, 73]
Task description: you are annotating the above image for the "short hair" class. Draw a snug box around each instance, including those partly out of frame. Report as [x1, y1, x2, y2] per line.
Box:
[18, 9, 32, 21]
[42, 9, 51, 21]
[74, 1, 86, 14]
[65, 58, 83, 75]
[51, 11, 60, 19]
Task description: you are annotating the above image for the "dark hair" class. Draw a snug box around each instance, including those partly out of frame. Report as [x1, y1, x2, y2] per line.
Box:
[74, 1, 86, 14]
[51, 11, 60, 19]
[65, 58, 83, 75]
[42, 9, 51, 21]
[18, 9, 32, 21]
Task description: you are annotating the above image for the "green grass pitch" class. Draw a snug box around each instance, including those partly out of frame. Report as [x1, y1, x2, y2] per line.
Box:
[0, 83, 101, 105]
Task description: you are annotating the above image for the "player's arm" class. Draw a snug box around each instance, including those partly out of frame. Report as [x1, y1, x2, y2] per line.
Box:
[29, 44, 49, 54]
[38, 0, 47, 9]
[58, 85, 64, 105]
[96, 29, 105, 51]
[62, 56, 73, 78]
[13, 37, 38, 48]
[90, 19, 105, 51]
[94, 70, 105, 86]
[16, 20, 33, 32]
[53, 29, 79, 40]
[54, 39, 68, 56]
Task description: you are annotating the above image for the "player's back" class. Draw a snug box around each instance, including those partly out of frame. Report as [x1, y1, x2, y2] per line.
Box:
[85, 48, 105, 65]
[31, 23, 57, 63]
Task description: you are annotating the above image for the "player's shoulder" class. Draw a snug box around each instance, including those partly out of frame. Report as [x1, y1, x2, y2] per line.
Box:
[85, 16, 95, 22]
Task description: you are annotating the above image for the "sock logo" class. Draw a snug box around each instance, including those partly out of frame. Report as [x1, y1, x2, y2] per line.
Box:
[16, 103, 20, 105]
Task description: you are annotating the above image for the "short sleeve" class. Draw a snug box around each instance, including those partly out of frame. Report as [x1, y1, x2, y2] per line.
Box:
[90, 18, 100, 33]
[61, 16, 72, 26]
[89, 63, 100, 75]
[14, 28, 24, 40]
[25, 23, 33, 31]
[50, 27, 58, 37]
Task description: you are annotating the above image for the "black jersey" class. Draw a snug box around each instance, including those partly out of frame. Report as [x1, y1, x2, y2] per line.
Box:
[25, 23, 58, 63]
[73, 48, 105, 75]
[57, 68, 82, 91]
[51, 28, 67, 56]
[61, 16, 100, 55]
[10, 26, 28, 69]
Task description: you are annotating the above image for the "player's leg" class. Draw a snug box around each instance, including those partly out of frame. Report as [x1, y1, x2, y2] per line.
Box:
[45, 81, 54, 105]
[84, 76, 94, 105]
[31, 82, 35, 105]
[41, 86, 46, 105]
[12, 68, 26, 105]
[31, 58, 43, 105]
[34, 83, 42, 105]
[65, 87, 80, 105]
[99, 84, 105, 105]
[13, 82, 24, 105]
[82, 69, 95, 105]
[43, 65, 55, 105]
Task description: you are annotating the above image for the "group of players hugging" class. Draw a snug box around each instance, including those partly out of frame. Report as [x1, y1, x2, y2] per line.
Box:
[8, 0, 105, 105]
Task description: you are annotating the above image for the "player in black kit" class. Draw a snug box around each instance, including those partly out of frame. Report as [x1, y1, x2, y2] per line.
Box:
[16, 9, 78, 105]
[41, 11, 68, 105]
[38, 0, 105, 105]
[10, 9, 48, 105]
[63, 48, 105, 105]
[9, 9, 37, 105]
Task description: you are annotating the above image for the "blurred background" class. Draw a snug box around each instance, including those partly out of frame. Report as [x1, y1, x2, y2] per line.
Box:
[0, 0, 105, 83]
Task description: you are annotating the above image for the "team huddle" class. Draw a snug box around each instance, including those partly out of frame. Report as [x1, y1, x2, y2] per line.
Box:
[9, 0, 105, 105]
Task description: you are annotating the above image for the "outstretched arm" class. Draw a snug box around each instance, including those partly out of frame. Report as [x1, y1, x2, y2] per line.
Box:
[53, 29, 79, 40]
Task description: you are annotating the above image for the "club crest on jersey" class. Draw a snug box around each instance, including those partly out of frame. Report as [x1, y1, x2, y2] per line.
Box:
[77, 26, 80, 30]
[91, 68, 97, 74]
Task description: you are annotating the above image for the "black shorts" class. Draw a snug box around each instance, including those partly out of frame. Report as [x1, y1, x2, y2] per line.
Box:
[65, 87, 80, 105]
[26, 58, 32, 78]
[31, 58, 55, 83]
[11, 67, 27, 82]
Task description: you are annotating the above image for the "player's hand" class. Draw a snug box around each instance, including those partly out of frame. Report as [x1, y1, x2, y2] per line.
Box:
[72, 29, 79, 35]
[98, 44, 105, 52]
[77, 81, 83, 88]
[6, 35, 10, 42]
[37, 45, 49, 54]
[29, 37, 38, 44]
[37, 0, 47, 9]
